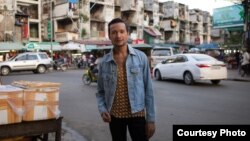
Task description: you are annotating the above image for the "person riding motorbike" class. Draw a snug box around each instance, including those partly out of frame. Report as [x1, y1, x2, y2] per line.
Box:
[91, 52, 103, 78]
[82, 52, 103, 85]
[53, 55, 67, 71]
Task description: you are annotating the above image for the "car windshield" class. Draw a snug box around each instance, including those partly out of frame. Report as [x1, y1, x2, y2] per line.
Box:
[152, 49, 171, 56]
[191, 55, 216, 61]
[39, 53, 49, 59]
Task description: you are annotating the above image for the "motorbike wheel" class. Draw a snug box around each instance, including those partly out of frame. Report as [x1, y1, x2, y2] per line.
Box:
[82, 74, 92, 85]
[61, 65, 67, 71]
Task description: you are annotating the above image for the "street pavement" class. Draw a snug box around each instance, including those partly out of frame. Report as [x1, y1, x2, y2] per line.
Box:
[48, 68, 249, 141]
[227, 69, 250, 82]
[48, 122, 87, 141]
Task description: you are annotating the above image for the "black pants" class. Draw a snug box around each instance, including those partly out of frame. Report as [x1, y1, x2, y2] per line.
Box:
[241, 64, 250, 76]
[109, 116, 148, 141]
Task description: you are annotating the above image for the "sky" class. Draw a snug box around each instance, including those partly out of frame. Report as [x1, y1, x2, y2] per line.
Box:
[159, 0, 237, 14]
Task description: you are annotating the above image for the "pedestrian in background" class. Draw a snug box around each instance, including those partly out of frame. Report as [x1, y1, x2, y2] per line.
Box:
[96, 18, 156, 141]
[241, 48, 250, 77]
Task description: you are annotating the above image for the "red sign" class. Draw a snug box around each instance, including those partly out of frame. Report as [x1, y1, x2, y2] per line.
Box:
[132, 39, 145, 44]
[195, 37, 200, 45]
[22, 24, 29, 39]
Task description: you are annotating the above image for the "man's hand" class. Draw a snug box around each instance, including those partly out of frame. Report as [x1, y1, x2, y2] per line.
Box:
[146, 122, 155, 139]
[101, 112, 111, 123]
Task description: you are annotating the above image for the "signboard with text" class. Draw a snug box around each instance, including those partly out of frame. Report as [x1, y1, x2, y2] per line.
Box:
[213, 5, 244, 28]
[47, 21, 53, 39]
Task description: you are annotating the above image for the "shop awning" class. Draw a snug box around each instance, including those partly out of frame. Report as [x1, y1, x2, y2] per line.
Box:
[62, 42, 81, 50]
[89, 43, 152, 51]
[68, 0, 78, 3]
[144, 27, 162, 37]
[131, 43, 153, 49]
[39, 42, 62, 51]
[0, 42, 25, 51]
[77, 40, 112, 46]
[24, 42, 62, 51]
[198, 43, 219, 49]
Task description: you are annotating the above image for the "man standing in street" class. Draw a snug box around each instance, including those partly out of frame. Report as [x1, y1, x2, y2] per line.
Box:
[241, 48, 250, 77]
[96, 18, 156, 141]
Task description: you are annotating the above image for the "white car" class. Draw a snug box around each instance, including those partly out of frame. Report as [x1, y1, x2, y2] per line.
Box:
[0, 52, 53, 76]
[153, 53, 227, 85]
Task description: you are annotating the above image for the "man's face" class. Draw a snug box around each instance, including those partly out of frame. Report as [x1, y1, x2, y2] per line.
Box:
[108, 23, 129, 47]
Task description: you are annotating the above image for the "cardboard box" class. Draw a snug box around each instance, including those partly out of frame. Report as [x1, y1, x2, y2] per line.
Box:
[12, 80, 61, 89]
[11, 80, 61, 121]
[0, 136, 32, 141]
[0, 85, 23, 125]
[22, 88, 60, 121]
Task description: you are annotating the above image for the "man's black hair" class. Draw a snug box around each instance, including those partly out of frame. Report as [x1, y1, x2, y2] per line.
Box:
[108, 18, 129, 35]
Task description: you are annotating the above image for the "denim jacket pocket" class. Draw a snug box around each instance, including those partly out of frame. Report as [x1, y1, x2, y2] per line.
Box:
[130, 67, 140, 74]
[103, 74, 112, 87]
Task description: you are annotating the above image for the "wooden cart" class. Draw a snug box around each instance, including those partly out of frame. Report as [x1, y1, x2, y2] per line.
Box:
[0, 117, 63, 141]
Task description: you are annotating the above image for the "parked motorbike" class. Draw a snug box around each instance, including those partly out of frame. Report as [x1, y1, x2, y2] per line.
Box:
[82, 66, 97, 85]
[53, 60, 67, 71]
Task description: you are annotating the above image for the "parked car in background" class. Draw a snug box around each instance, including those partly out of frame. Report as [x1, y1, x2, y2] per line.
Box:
[0, 52, 53, 76]
[153, 53, 227, 85]
[151, 46, 178, 68]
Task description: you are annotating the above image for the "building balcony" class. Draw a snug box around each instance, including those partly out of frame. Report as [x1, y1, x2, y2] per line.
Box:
[29, 37, 40, 42]
[53, 3, 79, 19]
[165, 38, 178, 43]
[114, 0, 121, 6]
[180, 25, 187, 30]
[203, 29, 208, 34]
[90, 0, 110, 5]
[190, 27, 200, 31]
[164, 28, 175, 31]
[90, 17, 105, 22]
[90, 31, 105, 38]
[120, 1, 136, 12]
[54, 32, 79, 42]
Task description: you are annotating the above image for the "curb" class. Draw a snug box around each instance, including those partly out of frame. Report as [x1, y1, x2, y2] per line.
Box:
[226, 78, 250, 82]
[49, 122, 87, 141]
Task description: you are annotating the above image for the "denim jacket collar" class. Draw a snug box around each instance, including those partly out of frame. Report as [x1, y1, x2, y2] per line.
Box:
[105, 44, 136, 62]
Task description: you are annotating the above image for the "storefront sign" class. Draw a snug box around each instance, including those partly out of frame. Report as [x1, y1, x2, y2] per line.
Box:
[213, 5, 244, 28]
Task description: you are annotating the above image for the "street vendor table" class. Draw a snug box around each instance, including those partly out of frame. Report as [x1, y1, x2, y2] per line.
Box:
[0, 117, 63, 141]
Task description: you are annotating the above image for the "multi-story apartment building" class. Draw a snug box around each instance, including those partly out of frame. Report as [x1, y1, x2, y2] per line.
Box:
[143, 0, 162, 44]
[0, 0, 214, 50]
[157, 1, 212, 47]
[47, 0, 80, 43]
[50, 0, 114, 43]
[0, 0, 41, 42]
[144, 0, 160, 27]
[201, 11, 212, 44]
[189, 9, 212, 45]
[120, 0, 144, 40]
[0, 0, 15, 42]
[114, 0, 121, 18]
[159, 1, 190, 44]
[89, 0, 114, 40]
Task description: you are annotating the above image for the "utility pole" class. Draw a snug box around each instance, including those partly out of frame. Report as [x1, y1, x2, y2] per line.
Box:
[243, 0, 250, 50]
[50, 0, 53, 56]
[3, 5, 7, 42]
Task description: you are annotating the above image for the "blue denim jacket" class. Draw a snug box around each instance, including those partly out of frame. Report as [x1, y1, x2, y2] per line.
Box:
[96, 45, 155, 122]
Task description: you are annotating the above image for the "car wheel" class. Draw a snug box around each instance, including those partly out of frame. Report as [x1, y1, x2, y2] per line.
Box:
[37, 65, 46, 74]
[184, 72, 194, 85]
[155, 70, 162, 81]
[211, 80, 221, 85]
[1, 67, 10, 76]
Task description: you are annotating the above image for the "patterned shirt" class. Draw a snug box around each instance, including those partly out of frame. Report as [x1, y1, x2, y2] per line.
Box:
[110, 65, 145, 118]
